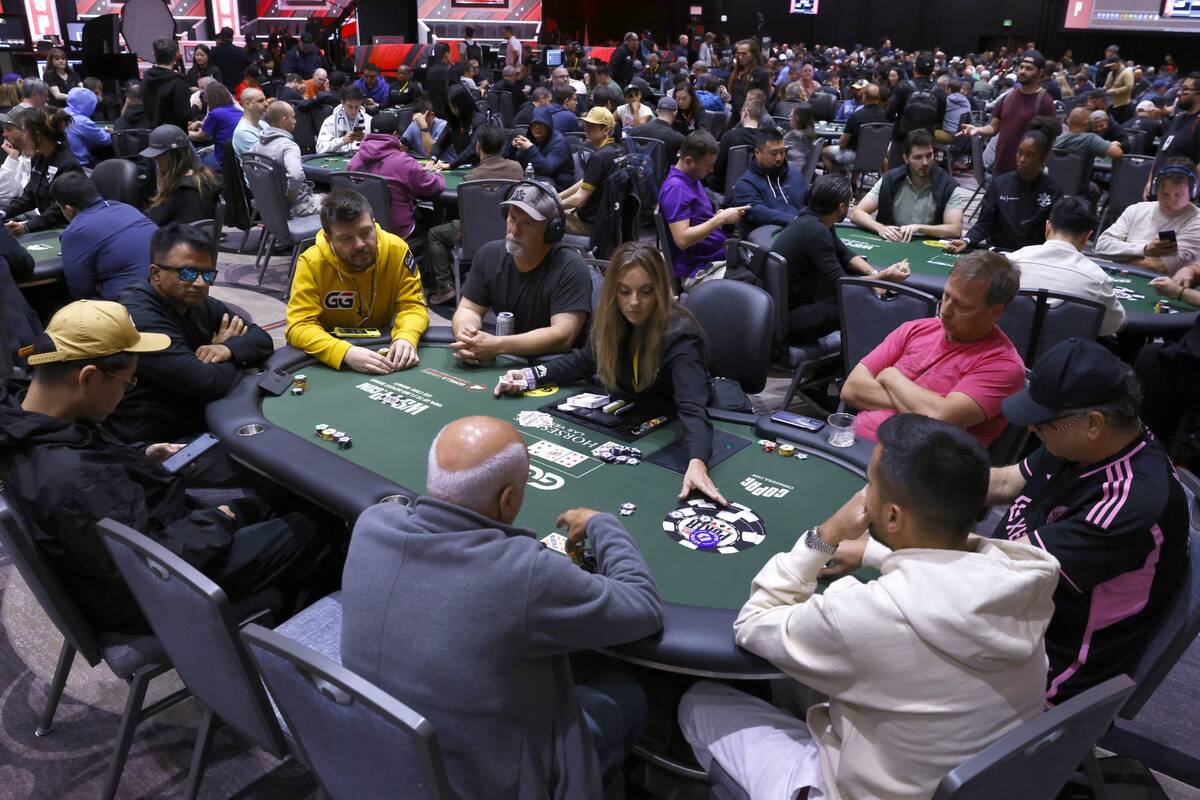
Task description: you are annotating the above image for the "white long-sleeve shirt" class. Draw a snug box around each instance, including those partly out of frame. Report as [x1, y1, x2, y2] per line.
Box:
[1008, 238, 1128, 336]
[315, 105, 373, 154]
[1095, 200, 1200, 275]
[0, 153, 31, 206]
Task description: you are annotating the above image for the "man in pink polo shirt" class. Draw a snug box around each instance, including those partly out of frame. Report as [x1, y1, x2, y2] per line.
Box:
[841, 250, 1025, 447]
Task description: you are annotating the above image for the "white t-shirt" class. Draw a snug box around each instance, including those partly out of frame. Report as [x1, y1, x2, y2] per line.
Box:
[506, 35, 522, 66]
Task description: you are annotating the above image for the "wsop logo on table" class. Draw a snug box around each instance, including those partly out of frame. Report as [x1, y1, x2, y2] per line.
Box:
[845, 239, 877, 251]
[323, 291, 356, 309]
[740, 475, 793, 499]
[662, 500, 766, 554]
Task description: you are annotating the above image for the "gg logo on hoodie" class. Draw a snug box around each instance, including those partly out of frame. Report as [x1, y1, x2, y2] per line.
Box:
[323, 291, 357, 309]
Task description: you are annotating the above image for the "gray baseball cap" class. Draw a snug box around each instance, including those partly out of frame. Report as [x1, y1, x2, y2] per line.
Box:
[139, 124, 189, 157]
[500, 183, 559, 222]
[657, 96, 679, 111]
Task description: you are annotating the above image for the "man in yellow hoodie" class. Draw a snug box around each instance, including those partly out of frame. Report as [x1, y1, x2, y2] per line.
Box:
[286, 188, 428, 372]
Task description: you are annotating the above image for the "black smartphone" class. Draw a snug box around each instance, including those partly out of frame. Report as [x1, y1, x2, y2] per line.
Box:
[1159, 229, 1177, 242]
[771, 410, 826, 432]
[162, 433, 220, 474]
[259, 367, 295, 396]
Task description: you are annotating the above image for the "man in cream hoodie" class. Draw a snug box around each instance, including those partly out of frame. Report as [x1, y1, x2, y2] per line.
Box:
[679, 413, 1060, 800]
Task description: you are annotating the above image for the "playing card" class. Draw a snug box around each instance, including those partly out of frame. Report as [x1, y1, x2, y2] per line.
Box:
[540, 533, 569, 555]
[528, 440, 570, 461]
[517, 411, 555, 430]
[555, 452, 587, 468]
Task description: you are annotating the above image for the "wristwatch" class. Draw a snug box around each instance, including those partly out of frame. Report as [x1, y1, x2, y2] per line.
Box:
[803, 526, 837, 555]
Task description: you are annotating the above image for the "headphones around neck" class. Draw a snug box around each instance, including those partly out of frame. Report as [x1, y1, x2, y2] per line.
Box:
[500, 180, 566, 243]
[1151, 163, 1199, 201]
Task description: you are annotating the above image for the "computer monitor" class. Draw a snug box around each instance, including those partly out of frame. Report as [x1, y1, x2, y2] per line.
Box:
[0, 14, 30, 49]
[66, 22, 85, 44]
[546, 49, 562, 67]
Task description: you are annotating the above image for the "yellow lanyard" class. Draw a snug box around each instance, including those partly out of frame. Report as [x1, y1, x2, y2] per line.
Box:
[632, 348, 641, 392]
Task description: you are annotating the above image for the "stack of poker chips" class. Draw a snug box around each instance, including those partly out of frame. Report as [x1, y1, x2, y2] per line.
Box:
[291, 373, 309, 396]
[619, 502, 637, 517]
[758, 439, 808, 460]
[596, 444, 642, 465]
[760, 440, 777, 453]
[314, 424, 353, 449]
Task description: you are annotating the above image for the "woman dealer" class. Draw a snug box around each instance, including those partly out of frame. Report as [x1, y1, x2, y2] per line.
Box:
[495, 241, 727, 505]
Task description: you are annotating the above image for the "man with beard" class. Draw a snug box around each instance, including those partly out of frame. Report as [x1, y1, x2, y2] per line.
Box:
[1153, 72, 1200, 182]
[449, 183, 591, 365]
[960, 50, 1056, 174]
[285, 189, 428, 372]
[849, 129, 969, 241]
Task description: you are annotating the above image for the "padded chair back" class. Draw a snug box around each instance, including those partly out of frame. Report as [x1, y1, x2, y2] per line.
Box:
[810, 91, 837, 122]
[488, 90, 514, 127]
[98, 520, 289, 755]
[852, 122, 893, 175]
[998, 288, 1105, 365]
[330, 171, 396, 234]
[932, 675, 1136, 800]
[242, 152, 300, 246]
[700, 109, 727, 140]
[837, 277, 938, 373]
[457, 179, 516, 260]
[1101, 155, 1155, 231]
[1046, 149, 1089, 195]
[727, 238, 787, 356]
[681, 279, 773, 394]
[392, 105, 415, 133]
[91, 159, 142, 206]
[111, 128, 151, 158]
[242, 624, 453, 800]
[1120, 482, 1200, 719]
[220, 140, 255, 231]
[0, 494, 103, 667]
[310, 105, 333, 140]
[293, 109, 317, 154]
[191, 197, 226, 264]
[723, 145, 753, 199]
[803, 137, 822, 187]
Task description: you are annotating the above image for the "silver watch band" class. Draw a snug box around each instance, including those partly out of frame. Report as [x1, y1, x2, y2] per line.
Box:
[803, 526, 836, 555]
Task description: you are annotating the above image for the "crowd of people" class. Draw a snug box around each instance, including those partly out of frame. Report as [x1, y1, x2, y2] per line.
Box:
[0, 23, 1196, 800]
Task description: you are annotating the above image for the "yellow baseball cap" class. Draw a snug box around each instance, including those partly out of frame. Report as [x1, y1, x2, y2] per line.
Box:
[580, 107, 615, 128]
[24, 300, 171, 366]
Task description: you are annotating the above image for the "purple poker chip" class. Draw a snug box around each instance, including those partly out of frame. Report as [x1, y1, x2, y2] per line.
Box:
[688, 529, 721, 549]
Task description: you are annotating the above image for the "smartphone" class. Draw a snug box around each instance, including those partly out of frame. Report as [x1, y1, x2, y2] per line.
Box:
[333, 327, 382, 338]
[771, 411, 826, 432]
[162, 433, 221, 474]
[259, 367, 295, 396]
[1159, 229, 1177, 242]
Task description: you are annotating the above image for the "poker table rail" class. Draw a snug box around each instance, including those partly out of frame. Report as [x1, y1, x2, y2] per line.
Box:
[207, 337, 873, 679]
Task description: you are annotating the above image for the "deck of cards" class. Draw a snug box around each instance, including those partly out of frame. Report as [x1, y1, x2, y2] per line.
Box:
[517, 411, 555, 430]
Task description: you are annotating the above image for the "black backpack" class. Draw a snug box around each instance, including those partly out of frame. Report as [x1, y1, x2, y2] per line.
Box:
[900, 81, 939, 135]
[591, 165, 642, 260]
[618, 141, 658, 225]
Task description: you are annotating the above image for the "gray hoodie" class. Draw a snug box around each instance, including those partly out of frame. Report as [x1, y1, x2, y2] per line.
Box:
[341, 497, 663, 800]
[735, 534, 1060, 799]
[246, 127, 319, 217]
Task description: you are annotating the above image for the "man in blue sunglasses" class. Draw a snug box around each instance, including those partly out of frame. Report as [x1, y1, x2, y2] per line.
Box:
[108, 223, 273, 444]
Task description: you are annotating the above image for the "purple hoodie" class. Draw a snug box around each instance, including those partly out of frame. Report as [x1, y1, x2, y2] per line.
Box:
[347, 133, 445, 237]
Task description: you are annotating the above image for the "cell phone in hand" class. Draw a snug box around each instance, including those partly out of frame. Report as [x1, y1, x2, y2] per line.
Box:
[162, 433, 220, 474]
[1159, 229, 1177, 242]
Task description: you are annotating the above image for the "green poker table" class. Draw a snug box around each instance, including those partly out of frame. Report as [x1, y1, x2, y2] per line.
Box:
[14, 227, 65, 288]
[207, 336, 875, 678]
[301, 154, 471, 206]
[831, 226, 1197, 336]
[814, 121, 845, 139]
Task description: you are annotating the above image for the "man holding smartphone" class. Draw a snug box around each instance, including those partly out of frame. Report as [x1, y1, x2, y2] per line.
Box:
[0, 300, 340, 635]
[1095, 158, 1200, 274]
[315, 86, 372, 154]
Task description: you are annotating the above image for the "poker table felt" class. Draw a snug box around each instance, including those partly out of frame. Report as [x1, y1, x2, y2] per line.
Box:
[15, 228, 65, 288]
[301, 154, 470, 205]
[814, 122, 845, 139]
[831, 226, 1197, 336]
[207, 338, 875, 678]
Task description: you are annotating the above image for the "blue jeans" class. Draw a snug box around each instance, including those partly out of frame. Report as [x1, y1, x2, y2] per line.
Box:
[574, 673, 648, 774]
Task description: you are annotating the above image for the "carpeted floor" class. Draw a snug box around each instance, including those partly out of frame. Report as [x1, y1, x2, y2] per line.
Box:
[2, 190, 1198, 799]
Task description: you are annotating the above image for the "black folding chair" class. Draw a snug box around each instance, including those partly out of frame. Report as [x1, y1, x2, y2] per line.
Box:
[331, 171, 396, 234]
[190, 197, 226, 265]
[1099, 155, 1155, 232]
[241, 152, 322, 293]
[453, 179, 517, 301]
[1047, 149, 1090, 196]
[998, 288, 1105, 366]
[851, 122, 893, 193]
[681, 279, 774, 395]
[722, 144, 753, 201]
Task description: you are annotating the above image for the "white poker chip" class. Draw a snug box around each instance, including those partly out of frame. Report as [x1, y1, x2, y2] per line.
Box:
[662, 499, 765, 554]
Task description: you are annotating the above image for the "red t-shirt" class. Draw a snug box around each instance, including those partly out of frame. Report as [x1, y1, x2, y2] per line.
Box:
[856, 317, 1025, 447]
[992, 88, 1057, 174]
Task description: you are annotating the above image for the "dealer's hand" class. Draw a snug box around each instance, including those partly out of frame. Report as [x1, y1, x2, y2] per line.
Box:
[556, 507, 599, 554]
[145, 442, 185, 463]
[944, 238, 969, 253]
[680, 458, 728, 506]
[387, 339, 420, 370]
[342, 345, 394, 374]
[876, 261, 910, 283]
[5, 220, 26, 236]
[493, 369, 528, 396]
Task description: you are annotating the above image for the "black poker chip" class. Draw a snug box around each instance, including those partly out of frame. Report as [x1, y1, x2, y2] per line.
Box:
[662, 500, 766, 554]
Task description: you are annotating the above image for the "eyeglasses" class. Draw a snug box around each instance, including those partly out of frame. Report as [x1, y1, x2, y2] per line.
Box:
[1034, 413, 1084, 433]
[154, 264, 218, 285]
[100, 370, 138, 391]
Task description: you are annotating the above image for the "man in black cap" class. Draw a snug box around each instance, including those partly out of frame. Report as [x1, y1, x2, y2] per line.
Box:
[986, 338, 1190, 704]
[209, 27, 250, 95]
[283, 32, 327, 80]
[885, 50, 945, 165]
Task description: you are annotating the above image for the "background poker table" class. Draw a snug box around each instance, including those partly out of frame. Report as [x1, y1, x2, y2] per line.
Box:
[832, 225, 1197, 335]
[207, 337, 874, 678]
[14, 227, 64, 288]
[814, 121, 845, 139]
[301, 154, 470, 205]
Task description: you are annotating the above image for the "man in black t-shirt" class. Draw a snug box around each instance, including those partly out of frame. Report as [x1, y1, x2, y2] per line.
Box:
[1153, 72, 1200, 184]
[560, 107, 624, 235]
[822, 82, 887, 173]
[451, 183, 592, 365]
[988, 339, 1189, 704]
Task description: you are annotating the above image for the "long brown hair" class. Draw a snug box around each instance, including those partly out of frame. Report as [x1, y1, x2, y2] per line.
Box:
[23, 108, 72, 148]
[728, 38, 762, 90]
[151, 147, 218, 208]
[592, 241, 688, 391]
